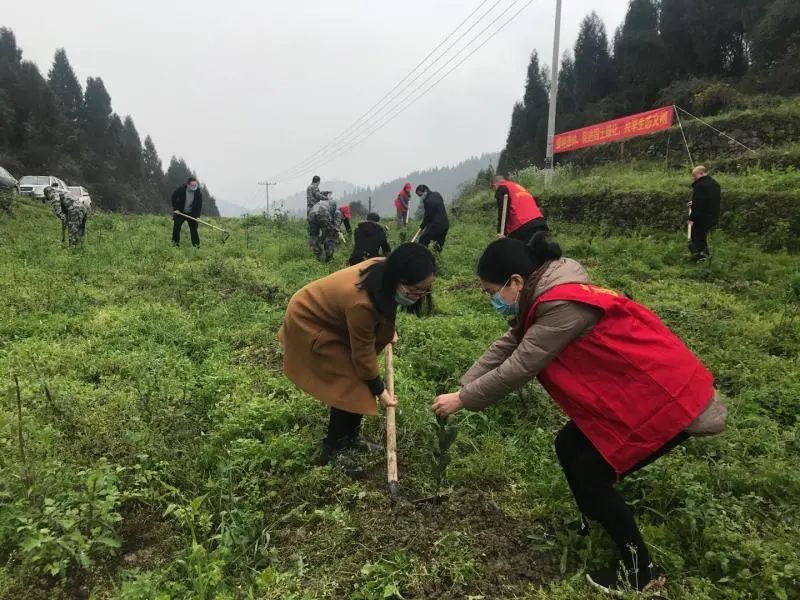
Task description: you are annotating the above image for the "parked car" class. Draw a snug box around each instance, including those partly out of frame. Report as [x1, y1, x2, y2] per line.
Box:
[19, 175, 69, 200]
[68, 186, 92, 210]
[0, 166, 19, 195]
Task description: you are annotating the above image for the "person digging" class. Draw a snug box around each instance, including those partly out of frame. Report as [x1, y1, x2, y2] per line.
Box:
[279, 243, 436, 478]
[432, 234, 726, 595]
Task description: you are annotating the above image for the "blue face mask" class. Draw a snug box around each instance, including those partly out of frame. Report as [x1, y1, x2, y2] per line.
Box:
[395, 291, 418, 306]
[490, 280, 518, 316]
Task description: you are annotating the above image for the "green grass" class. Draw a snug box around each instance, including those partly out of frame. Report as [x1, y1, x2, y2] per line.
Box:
[1, 199, 799, 599]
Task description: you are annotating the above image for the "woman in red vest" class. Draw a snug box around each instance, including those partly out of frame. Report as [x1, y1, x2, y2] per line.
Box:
[494, 176, 547, 242]
[432, 234, 726, 594]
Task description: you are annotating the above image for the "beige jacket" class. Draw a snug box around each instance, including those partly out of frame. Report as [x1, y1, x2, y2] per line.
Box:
[459, 258, 726, 435]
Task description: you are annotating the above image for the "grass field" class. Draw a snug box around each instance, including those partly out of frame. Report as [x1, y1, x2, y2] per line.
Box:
[1, 198, 799, 599]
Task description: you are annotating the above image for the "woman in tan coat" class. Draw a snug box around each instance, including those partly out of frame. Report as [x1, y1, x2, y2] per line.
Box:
[279, 243, 436, 471]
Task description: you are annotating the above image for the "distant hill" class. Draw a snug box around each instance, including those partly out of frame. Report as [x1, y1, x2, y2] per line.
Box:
[339, 153, 499, 216]
[216, 199, 250, 217]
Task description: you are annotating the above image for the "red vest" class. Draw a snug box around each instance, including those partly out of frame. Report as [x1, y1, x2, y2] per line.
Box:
[527, 283, 714, 475]
[497, 179, 543, 234]
[340, 204, 351, 219]
[394, 190, 410, 212]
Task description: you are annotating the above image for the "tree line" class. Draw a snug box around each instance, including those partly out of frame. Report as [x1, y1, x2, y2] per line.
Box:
[0, 27, 220, 215]
[499, 0, 800, 174]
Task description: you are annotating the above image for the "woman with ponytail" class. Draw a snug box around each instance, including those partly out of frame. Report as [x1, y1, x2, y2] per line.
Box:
[432, 233, 726, 594]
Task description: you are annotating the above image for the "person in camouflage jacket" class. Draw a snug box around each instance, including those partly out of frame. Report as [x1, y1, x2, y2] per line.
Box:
[45, 186, 87, 246]
[308, 199, 342, 262]
[306, 175, 327, 213]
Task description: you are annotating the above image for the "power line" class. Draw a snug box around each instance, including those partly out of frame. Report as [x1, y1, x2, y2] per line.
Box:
[272, 0, 497, 182]
[275, 0, 508, 182]
[277, 0, 538, 183]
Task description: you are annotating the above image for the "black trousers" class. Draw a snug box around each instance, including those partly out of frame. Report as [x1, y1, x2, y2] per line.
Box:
[507, 218, 549, 243]
[419, 227, 448, 250]
[342, 218, 352, 234]
[689, 221, 713, 257]
[323, 407, 363, 451]
[173, 214, 200, 246]
[555, 421, 688, 570]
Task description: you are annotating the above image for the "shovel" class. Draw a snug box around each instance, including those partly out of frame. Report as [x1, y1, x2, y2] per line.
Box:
[174, 211, 231, 242]
[384, 343, 400, 503]
[498, 193, 508, 237]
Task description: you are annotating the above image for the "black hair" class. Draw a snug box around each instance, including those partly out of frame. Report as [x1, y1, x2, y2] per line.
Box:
[477, 232, 562, 284]
[366, 212, 380, 222]
[415, 184, 429, 195]
[358, 242, 436, 318]
[187, 176, 198, 184]
[477, 232, 563, 338]
[312, 175, 321, 183]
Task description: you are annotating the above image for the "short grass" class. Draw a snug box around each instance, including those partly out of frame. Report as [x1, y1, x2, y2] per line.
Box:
[1, 199, 798, 599]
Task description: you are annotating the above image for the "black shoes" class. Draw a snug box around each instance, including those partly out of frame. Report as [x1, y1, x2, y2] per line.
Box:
[320, 436, 382, 479]
[587, 563, 666, 596]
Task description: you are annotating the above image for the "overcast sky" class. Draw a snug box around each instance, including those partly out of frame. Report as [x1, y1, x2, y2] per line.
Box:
[4, 0, 628, 210]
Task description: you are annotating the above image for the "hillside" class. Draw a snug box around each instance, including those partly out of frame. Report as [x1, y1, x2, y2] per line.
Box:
[1, 196, 798, 598]
[456, 99, 800, 252]
[0, 27, 221, 216]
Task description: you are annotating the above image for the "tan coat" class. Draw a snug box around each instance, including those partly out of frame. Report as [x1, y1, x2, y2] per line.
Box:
[278, 259, 394, 416]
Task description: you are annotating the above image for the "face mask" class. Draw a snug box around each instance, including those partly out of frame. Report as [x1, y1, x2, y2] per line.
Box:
[394, 291, 418, 306]
[490, 280, 518, 316]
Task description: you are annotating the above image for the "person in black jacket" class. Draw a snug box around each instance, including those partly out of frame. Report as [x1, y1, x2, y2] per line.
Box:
[687, 166, 721, 261]
[171, 177, 203, 247]
[348, 212, 391, 265]
[416, 184, 449, 250]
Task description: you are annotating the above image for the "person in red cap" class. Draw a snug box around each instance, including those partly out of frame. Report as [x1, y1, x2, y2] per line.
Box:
[394, 183, 412, 229]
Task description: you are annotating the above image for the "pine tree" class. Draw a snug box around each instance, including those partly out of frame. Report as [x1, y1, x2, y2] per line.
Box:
[119, 116, 143, 183]
[498, 51, 550, 173]
[751, 0, 800, 67]
[82, 77, 112, 156]
[47, 49, 83, 124]
[573, 13, 615, 111]
[659, 0, 696, 78]
[613, 0, 667, 112]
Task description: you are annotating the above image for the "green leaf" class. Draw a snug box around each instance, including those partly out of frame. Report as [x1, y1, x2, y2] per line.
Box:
[94, 535, 121, 548]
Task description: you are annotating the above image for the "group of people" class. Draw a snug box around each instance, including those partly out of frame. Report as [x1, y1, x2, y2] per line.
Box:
[278, 168, 726, 595]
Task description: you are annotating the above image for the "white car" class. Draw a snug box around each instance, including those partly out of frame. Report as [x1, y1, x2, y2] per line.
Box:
[68, 186, 92, 211]
[19, 175, 69, 200]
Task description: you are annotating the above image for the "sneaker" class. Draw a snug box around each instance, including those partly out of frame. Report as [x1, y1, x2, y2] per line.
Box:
[587, 563, 665, 596]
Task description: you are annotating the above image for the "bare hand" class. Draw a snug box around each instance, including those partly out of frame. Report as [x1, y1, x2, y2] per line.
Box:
[391, 331, 398, 345]
[432, 392, 463, 417]
[496, 233, 505, 239]
[379, 389, 397, 407]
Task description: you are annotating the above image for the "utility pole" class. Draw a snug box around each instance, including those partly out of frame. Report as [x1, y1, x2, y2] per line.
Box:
[368, 196, 372, 213]
[257, 181, 277, 215]
[544, 0, 562, 186]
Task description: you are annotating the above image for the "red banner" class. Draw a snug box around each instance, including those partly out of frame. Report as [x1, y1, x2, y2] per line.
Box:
[553, 106, 674, 154]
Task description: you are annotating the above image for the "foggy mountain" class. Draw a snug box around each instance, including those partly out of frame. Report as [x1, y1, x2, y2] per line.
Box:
[274, 153, 498, 216]
[339, 152, 499, 216]
[215, 199, 250, 217]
